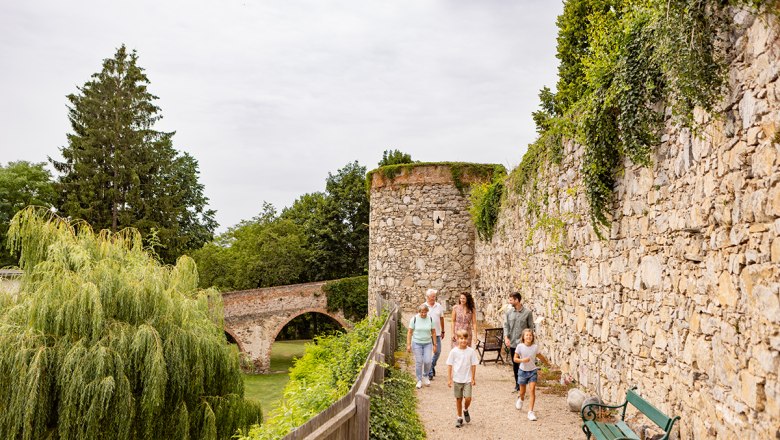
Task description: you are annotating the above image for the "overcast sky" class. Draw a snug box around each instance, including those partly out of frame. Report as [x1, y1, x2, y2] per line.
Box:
[0, 0, 563, 232]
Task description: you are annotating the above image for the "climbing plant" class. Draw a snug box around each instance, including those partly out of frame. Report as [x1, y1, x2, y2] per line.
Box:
[511, 0, 772, 237]
[0, 207, 262, 440]
[469, 170, 507, 242]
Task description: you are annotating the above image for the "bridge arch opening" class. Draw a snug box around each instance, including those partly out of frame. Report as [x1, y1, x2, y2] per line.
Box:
[264, 308, 350, 373]
[274, 311, 345, 341]
[224, 329, 245, 352]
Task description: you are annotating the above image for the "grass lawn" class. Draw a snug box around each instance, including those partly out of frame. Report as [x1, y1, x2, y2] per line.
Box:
[243, 339, 309, 419]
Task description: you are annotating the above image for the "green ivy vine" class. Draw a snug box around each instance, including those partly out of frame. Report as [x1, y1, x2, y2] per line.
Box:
[512, 0, 774, 237]
[468, 169, 507, 241]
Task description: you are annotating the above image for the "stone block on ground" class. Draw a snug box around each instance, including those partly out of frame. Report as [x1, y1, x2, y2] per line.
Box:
[568, 388, 587, 412]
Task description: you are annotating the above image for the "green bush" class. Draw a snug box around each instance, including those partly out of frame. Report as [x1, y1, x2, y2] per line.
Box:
[241, 313, 386, 439]
[369, 368, 427, 440]
[323, 275, 368, 321]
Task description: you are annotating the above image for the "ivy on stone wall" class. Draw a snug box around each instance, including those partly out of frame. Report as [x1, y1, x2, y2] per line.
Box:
[469, 169, 507, 242]
[511, 0, 774, 237]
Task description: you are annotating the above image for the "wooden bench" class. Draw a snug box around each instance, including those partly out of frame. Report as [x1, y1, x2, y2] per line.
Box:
[581, 387, 679, 440]
[475, 328, 504, 364]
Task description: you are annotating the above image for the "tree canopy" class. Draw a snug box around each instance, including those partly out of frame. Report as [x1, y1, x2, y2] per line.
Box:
[195, 161, 370, 292]
[282, 161, 369, 282]
[192, 203, 310, 291]
[0, 161, 55, 267]
[51, 45, 216, 263]
[0, 207, 261, 440]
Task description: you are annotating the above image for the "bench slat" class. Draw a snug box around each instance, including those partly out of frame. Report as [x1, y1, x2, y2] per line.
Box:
[584, 420, 640, 440]
[615, 421, 640, 439]
[627, 389, 672, 430]
[584, 421, 609, 439]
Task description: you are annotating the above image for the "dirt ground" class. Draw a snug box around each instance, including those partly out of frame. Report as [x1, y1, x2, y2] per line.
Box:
[403, 313, 582, 440]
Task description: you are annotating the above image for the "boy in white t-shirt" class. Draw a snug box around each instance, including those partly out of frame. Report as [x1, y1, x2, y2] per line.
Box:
[447, 329, 479, 428]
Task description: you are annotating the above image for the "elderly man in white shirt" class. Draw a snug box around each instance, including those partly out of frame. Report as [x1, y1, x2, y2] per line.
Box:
[422, 288, 445, 379]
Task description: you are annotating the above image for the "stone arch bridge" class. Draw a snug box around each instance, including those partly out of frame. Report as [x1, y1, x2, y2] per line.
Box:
[222, 281, 351, 373]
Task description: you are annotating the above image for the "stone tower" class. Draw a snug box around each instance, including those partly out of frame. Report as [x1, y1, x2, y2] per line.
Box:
[367, 163, 503, 313]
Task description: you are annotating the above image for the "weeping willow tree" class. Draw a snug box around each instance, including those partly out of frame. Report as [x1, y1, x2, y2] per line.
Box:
[0, 207, 262, 440]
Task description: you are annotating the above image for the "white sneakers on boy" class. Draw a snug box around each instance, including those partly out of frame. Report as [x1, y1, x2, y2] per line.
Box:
[416, 380, 422, 389]
[422, 377, 431, 386]
[515, 397, 523, 410]
[527, 410, 538, 421]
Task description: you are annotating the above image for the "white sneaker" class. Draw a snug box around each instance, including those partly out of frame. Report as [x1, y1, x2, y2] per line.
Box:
[528, 410, 537, 421]
[416, 380, 422, 389]
[515, 397, 523, 410]
[423, 377, 431, 386]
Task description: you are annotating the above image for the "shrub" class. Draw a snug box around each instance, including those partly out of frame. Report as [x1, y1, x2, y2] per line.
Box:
[241, 313, 386, 439]
[369, 368, 427, 440]
[323, 275, 368, 321]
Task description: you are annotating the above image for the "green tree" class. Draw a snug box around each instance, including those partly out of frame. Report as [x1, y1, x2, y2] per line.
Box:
[282, 161, 369, 281]
[193, 203, 310, 291]
[51, 45, 216, 263]
[0, 161, 55, 266]
[378, 149, 413, 167]
[0, 207, 261, 440]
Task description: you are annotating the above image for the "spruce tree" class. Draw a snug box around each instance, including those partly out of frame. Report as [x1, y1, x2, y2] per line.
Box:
[51, 45, 216, 263]
[0, 207, 262, 439]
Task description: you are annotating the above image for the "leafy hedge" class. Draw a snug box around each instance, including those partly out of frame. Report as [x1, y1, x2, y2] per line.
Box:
[240, 313, 386, 439]
[323, 275, 368, 321]
[369, 327, 426, 440]
[369, 369, 427, 440]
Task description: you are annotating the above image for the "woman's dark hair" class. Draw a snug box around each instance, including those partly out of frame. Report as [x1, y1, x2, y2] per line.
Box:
[460, 292, 475, 314]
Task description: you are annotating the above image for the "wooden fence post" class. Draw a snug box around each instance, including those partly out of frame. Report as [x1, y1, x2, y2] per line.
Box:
[355, 392, 370, 440]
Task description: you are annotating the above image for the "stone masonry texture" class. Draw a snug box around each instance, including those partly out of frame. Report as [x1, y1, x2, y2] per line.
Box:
[472, 9, 780, 440]
[368, 165, 494, 314]
[368, 8, 779, 440]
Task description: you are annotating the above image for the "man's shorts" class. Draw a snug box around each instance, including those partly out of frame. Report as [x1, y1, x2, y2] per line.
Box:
[517, 369, 538, 385]
[453, 382, 473, 398]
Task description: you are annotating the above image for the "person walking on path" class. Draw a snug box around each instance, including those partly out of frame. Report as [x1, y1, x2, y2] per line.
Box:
[513, 328, 549, 421]
[451, 293, 477, 347]
[422, 288, 445, 379]
[447, 329, 479, 428]
[504, 292, 534, 392]
[407, 304, 437, 389]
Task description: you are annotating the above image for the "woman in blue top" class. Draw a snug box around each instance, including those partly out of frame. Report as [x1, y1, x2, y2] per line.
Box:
[406, 304, 437, 389]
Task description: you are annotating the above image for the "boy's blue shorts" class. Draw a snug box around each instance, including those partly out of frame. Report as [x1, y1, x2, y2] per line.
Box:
[517, 369, 538, 385]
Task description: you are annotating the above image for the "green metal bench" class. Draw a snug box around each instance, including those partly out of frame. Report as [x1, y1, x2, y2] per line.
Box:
[581, 387, 679, 440]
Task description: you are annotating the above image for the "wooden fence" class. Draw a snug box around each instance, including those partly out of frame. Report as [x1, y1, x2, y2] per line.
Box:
[281, 296, 400, 440]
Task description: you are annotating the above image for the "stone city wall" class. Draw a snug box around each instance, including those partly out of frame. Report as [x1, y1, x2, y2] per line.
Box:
[473, 10, 779, 440]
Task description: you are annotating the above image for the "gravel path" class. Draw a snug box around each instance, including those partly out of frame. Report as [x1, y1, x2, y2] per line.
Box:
[402, 313, 582, 439]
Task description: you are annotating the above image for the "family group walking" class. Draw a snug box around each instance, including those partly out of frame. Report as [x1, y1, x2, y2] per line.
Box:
[406, 289, 548, 428]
